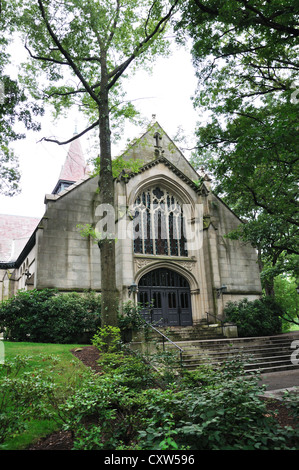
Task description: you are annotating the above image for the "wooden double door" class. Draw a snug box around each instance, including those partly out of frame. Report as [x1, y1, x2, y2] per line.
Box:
[138, 268, 192, 326]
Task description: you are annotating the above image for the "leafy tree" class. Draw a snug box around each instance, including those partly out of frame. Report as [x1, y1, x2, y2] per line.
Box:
[176, 0, 299, 294]
[274, 275, 299, 330]
[14, 0, 180, 326]
[0, 2, 44, 195]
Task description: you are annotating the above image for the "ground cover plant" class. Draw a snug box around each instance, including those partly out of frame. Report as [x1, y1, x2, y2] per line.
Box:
[0, 342, 89, 450]
[63, 343, 299, 451]
[1, 330, 299, 450]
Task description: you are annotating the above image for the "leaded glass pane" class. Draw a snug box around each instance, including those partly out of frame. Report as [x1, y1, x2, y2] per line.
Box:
[133, 187, 188, 257]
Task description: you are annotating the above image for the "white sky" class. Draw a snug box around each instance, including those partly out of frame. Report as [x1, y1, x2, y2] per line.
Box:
[0, 42, 200, 219]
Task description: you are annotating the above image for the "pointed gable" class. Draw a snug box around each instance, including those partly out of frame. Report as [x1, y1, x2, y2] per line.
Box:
[121, 120, 199, 182]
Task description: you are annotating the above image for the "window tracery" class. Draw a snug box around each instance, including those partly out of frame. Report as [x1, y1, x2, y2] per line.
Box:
[133, 186, 188, 257]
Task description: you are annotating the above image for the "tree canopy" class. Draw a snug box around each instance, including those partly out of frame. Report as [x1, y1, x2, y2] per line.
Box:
[16, 0, 176, 140]
[176, 0, 299, 294]
[0, 1, 44, 196]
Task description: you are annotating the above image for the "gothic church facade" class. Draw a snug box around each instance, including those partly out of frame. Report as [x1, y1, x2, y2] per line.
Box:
[0, 120, 262, 329]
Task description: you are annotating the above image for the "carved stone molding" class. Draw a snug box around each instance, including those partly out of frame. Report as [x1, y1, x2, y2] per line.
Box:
[135, 258, 152, 270]
[181, 261, 195, 272]
[134, 256, 196, 274]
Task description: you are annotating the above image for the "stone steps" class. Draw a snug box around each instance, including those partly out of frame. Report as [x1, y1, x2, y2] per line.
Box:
[160, 333, 299, 374]
[145, 323, 226, 342]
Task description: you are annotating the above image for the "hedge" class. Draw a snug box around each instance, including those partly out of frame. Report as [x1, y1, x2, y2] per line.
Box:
[0, 289, 101, 343]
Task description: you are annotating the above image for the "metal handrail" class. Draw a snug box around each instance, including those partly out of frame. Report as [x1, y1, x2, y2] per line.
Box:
[145, 322, 184, 366]
[206, 312, 225, 335]
[206, 312, 224, 324]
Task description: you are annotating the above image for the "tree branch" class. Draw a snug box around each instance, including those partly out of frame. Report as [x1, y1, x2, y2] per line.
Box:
[106, 0, 121, 46]
[236, 0, 299, 37]
[107, 0, 179, 89]
[46, 87, 86, 98]
[192, 0, 218, 16]
[25, 41, 69, 65]
[38, 119, 99, 145]
[281, 314, 299, 326]
[145, 0, 158, 36]
[37, 0, 101, 106]
[193, 0, 299, 36]
[243, 183, 299, 227]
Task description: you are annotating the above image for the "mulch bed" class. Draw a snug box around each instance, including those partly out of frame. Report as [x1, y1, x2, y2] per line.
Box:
[27, 345, 297, 450]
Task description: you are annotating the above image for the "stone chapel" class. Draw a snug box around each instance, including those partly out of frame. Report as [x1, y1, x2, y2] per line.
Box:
[0, 119, 262, 332]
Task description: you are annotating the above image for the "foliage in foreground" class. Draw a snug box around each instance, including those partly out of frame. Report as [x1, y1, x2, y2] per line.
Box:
[0, 355, 53, 445]
[0, 350, 88, 447]
[1, 329, 299, 450]
[57, 328, 299, 450]
[61, 353, 299, 451]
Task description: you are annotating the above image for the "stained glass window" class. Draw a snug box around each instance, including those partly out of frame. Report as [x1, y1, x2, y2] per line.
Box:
[133, 187, 188, 256]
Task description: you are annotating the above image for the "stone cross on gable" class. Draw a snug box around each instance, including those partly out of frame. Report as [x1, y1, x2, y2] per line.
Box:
[153, 131, 162, 148]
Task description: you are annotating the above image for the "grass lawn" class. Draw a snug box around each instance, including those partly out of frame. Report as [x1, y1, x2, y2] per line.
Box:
[288, 324, 299, 332]
[0, 341, 89, 450]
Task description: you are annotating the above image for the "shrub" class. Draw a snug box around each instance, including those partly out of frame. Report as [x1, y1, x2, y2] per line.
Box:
[92, 326, 122, 353]
[0, 289, 101, 343]
[60, 355, 299, 450]
[118, 301, 146, 332]
[224, 297, 283, 337]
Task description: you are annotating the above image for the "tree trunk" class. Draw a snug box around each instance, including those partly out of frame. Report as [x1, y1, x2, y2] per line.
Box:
[98, 52, 119, 327]
[257, 246, 275, 297]
[264, 279, 275, 297]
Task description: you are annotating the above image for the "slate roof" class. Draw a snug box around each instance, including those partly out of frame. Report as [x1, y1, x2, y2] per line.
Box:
[58, 137, 87, 182]
[52, 136, 89, 195]
[0, 214, 40, 263]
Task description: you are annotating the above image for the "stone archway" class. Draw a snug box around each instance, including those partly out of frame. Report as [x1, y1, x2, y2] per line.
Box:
[137, 267, 192, 327]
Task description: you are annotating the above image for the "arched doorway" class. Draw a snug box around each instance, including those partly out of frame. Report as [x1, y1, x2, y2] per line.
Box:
[138, 268, 192, 326]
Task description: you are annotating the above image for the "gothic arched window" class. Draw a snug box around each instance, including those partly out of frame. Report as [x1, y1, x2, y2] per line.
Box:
[133, 186, 188, 257]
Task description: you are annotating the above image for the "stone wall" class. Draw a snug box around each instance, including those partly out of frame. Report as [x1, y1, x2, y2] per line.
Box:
[122, 122, 199, 183]
[205, 193, 262, 317]
[36, 177, 102, 291]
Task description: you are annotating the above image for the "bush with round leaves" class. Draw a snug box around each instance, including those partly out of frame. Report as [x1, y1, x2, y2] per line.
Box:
[224, 296, 283, 337]
[0, 289, 101, 343]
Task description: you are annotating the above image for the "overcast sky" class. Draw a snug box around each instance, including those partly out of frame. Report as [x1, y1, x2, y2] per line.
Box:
[0, 42, 200, 219]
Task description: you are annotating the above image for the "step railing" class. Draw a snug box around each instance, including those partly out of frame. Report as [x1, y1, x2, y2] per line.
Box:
[206, 311, 226, 335]
[145, 322, 184, 367]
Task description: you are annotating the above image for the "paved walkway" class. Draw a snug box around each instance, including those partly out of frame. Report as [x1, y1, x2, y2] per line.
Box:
[256, 331, 299, 398]
[259, 369, 299, 399]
